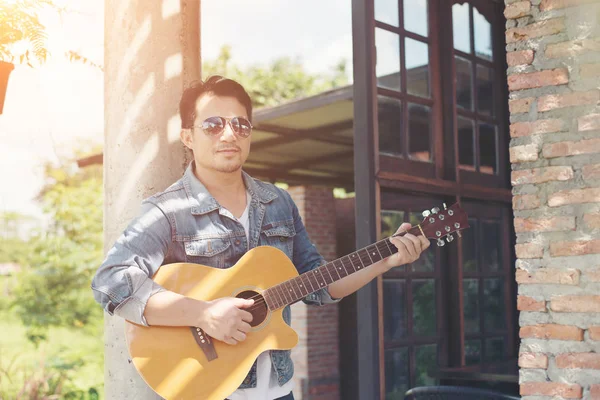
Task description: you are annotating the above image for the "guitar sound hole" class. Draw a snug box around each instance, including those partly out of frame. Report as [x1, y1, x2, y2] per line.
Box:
[236, 290, 268, 327]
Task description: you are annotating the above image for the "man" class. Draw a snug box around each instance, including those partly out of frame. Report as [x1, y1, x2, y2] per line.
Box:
[91, 75, 430, 400]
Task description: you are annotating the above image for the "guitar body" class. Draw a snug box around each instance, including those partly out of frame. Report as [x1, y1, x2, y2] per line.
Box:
[125, 246, 300, 400]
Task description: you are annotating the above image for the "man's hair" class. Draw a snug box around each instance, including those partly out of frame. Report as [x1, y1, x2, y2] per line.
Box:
[179, 75, 253, 129]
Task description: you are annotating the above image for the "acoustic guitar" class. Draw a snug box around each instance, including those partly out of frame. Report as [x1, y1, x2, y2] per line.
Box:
[125, 202, 469, 399]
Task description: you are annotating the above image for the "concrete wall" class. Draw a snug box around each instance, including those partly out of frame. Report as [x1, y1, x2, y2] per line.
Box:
[103, 0, 198, 397]
[505, 0, 600, 397]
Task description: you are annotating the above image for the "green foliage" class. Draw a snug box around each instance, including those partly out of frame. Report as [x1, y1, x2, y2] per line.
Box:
[11, 157, 103, 343]
[202, 45, 349, 108]
[0, 311, 103, 399]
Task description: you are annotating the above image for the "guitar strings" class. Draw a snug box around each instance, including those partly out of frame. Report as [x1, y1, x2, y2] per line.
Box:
[239, 228, 415, 313]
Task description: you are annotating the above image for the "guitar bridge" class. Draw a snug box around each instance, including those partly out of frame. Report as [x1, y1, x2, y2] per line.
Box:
[190, 326, 218, 361]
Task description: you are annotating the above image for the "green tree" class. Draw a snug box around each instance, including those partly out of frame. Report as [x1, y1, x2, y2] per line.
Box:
[11, 150, 103, 343]
[0, 212, 33, 264]
[202, 45, 349, 108]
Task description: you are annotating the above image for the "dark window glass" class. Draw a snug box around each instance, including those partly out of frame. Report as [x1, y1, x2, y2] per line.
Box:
[481, 221, 501, 271]
[463, 279, 479, 334]
[458, 117, 475, 168]
[465, 339, 482, 365]
[384, 280, 408, 341]
[479, 123, 497, 174]
[413, 279, 436, 336]
[408, 103, 432, 161]
[483, 278, 505, 332]
[379, 96, 403, 156]
[385, 348, 409, 400]
[415, 344, 437, 386]
[455, 56, 473, 110]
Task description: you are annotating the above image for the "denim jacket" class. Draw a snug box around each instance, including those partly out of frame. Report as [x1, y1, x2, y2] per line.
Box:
[91, 162, 340, 389]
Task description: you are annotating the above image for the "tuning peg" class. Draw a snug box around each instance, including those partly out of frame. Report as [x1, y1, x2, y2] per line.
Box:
[431, 207, 440, 214]
[446, 234, 454, 243]
[456, 231, 462, 238]
[443, 203, 447, 210]
[422, 210, 431, 218]
[436, 238, 445, 247]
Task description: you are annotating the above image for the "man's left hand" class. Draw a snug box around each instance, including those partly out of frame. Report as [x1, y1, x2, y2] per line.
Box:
[383, 222, 431, 271]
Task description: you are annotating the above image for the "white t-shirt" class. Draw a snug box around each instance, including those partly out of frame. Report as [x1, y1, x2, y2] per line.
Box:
[226, 192, 294, 400]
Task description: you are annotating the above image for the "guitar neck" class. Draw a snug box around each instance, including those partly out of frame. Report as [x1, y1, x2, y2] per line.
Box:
[263, 224, 423, 310]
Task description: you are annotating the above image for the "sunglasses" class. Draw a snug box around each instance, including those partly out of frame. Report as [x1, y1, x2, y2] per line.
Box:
[197, 116, 253, 138]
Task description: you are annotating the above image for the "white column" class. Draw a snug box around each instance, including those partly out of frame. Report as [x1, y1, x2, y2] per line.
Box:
[103, 0, 199, 397]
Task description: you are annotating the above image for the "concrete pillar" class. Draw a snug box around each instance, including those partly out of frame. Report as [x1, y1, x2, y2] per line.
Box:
[103, 0, 199, 397]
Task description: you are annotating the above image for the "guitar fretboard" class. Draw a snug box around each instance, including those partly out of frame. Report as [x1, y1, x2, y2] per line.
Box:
[263, 226, 420, 310]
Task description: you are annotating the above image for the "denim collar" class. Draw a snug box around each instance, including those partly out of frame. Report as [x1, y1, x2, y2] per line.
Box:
[182, 162, 278, 215]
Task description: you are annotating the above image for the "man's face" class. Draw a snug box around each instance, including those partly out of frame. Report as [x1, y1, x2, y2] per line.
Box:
[182, 94, 251, 174]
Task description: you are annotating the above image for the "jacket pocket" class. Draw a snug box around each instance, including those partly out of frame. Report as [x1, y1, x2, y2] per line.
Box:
[183, 237, 231, 268]
[260, 220, 295, 259]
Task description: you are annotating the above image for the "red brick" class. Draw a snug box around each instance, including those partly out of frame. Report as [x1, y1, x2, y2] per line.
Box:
[505, 1, 531, 18]
[508, 69, 569, 91]
[510, 119, 564, 137]
[579, 114, 600, 132]
[543, 138, 600, 158]
[584, 214, 600, 229]
[515, 243, 544, 258]
[520, 324, 584, 341]
[541, 0, 596, 10]
[583, 164, 600, 180]
[509, 97, 534, 114]
[514, 216, 575, 233]
[516, 268, 580, 285]
[520, 382, 582, 398]
[581, 63, 600, 79]
[551, 296, 600, 313]
[510, 144, 538, 162]
[590, 326, 600, 340]
[518, 295, 546, 311]
[519, 352, 548, 369]
[547, 39, 600, 59]
[507, 49, 534, 66]
[556, 353, 600, 369]
[551, 239, 600, 257]
[506, 19, 565, 44]
[513, 194, 541, 210]
[591, 384, 600, 399]
[548, 188, 600, 207]
[511, 166, 573, 185]
[538, 91, 599, 112]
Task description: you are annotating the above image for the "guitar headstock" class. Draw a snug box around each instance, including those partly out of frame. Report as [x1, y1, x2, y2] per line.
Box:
[419, 203, 469, 247]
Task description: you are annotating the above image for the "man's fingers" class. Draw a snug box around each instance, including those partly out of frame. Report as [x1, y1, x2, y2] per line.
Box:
[404, 233, 422, 254]
[232, 331, 247, 342]
[390, 235, 410, 256]
[223, 336, 237, 345]
[395, 222, 412, 235]
[238, 321, 252, 333]
[240, 310, 253, 323]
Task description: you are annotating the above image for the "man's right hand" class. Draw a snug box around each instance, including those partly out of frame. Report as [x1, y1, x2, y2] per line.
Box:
[197, 297, 254, 345]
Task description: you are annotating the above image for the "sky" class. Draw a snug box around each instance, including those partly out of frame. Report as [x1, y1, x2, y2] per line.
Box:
[0, 0, 104, 219]
[0, 0, 486, 223]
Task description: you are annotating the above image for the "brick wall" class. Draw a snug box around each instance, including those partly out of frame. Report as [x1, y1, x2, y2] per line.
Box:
[506, 0, 600, 398]
[288, 186, 340, 400]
